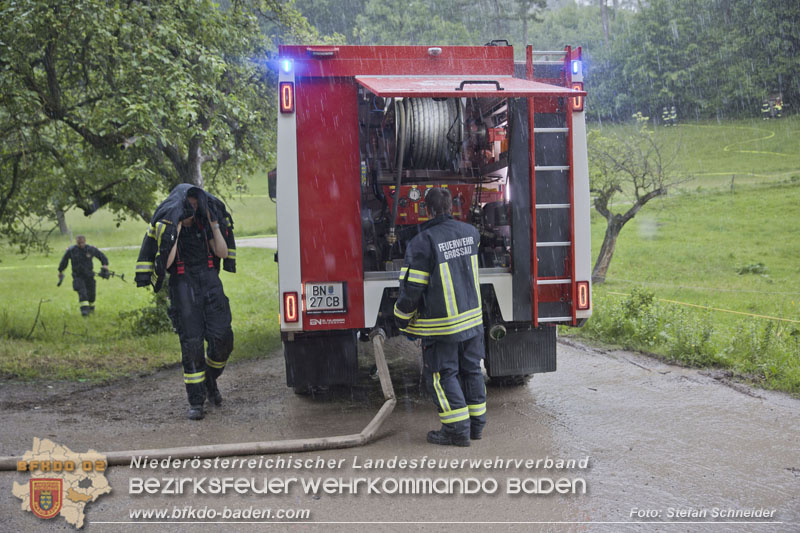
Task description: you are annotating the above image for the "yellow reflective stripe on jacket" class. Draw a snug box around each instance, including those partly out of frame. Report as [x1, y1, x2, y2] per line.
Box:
[471, 255, 481, 305]
[204, 356, 226, 369]
[136, 261, 154, 272]
[146, 224, 157, 239]
[439, 406, 469, 424]
[413, 306, 480, 327]
[155, 220, 171, 248]
[406, 268, 429, 285]
[468, 402, 487, 417]
[399, 267, 429, 285]
[227, 248, 236, 258]
[432, 372, 451, 412]
[183, 371, 205, 384]
[439, 262, 457, 316]
[402, 314, 483, 337]
[393, 303, 415, 321]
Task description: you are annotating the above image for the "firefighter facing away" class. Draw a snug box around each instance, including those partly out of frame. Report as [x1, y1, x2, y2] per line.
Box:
[57, 235, 109, 316]
[394, 188, 486, 447]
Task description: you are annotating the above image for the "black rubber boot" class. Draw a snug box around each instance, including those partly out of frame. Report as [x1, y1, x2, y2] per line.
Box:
[426, 429, 470, 447]
[471, 425, 484, 440]
[205, 375, 222, 406]
[187, 404, 205, 420]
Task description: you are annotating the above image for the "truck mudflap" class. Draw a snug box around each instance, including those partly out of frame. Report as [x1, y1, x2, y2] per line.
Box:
[484, 324, 557, 377]
[283, 330, 358, 390]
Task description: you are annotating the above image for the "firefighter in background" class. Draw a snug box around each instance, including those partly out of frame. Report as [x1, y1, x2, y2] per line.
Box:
[163, 189, 233, 420]
[661, 106, 670, 126]
[775, 98, 783, 118]
[670, 105, 677, 126]
[57, 235, 109, 316]
[394, 188, 486, 447]
[761, 100, 771, 120]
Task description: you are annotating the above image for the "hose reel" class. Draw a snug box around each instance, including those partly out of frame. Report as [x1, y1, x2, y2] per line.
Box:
[394, 97, 463, 172]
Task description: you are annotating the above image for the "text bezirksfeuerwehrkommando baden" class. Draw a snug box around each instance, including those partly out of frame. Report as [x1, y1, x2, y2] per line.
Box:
[128, 455, 590, 496]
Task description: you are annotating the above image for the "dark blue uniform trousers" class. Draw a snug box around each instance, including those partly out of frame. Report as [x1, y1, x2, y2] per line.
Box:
[168, 267, 234, 406]
[422, 333, 487, 438]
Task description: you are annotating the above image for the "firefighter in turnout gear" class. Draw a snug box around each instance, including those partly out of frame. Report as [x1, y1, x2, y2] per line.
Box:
[761, 100, 771, 120]
[394, 188, 486, 447]
[135, 185, 237, 421]
[661, 106, 670, 126]
[167, 189, 232, 420]
[670, 105, 677, 126]
[57, 235, 109, 316]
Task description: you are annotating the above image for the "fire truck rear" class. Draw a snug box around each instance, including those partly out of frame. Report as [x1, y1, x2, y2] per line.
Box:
[272, 44, 591, 392]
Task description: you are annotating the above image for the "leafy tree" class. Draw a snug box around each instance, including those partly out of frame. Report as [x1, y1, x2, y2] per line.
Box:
[293, 0, 365, 39]
[353, 0, 476, 45]
[588, 113, 681, 282]
[0, 0, 320, 251]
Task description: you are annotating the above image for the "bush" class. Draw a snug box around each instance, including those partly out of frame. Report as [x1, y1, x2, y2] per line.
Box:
[574, 289, 800, 393]
[736, 262, 768, 275]
[118, 290, 173, 336]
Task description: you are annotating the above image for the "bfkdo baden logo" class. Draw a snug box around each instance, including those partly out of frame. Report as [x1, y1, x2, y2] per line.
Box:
[12, 438, 111, 529]
[30, 478, 63, 519]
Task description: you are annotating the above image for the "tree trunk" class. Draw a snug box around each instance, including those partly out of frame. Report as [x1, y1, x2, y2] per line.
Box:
[600, 0, 609, 45]
[522, 17, 528, 48]
[55, 208, 68, 235]
[187, 137, 204, 187]
[592, 217, 621, 283]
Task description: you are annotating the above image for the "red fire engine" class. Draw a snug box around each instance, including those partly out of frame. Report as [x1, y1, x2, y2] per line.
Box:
[271, 43, 592, 391]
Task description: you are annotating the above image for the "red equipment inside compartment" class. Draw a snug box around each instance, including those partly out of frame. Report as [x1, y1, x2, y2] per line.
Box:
[383, 185, 474, 225]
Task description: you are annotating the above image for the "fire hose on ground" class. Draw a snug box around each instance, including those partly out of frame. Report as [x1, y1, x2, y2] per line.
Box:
[0, 328, 396, 470]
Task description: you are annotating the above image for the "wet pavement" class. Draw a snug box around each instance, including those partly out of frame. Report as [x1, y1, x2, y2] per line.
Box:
[0, 338, 797, 532]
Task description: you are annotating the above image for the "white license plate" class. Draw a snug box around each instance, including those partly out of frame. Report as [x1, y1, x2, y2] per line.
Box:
[305, 282, 346, 313]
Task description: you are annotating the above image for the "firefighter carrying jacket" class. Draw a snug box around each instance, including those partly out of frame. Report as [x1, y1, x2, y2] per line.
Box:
[58, 236, 109, 316]
[135, 184, 236, 292]
[134, 184, 237, 420]
[393, 187, 486, 447]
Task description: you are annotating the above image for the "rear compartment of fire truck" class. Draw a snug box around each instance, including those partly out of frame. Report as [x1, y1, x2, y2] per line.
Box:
[360, 87, 565, 384]
[278, 46, 590, 393]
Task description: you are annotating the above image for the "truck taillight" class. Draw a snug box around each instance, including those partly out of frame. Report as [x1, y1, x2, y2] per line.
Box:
[279, 82, 294, 113]
[571, 82, 584, 112]
[576, 281, 590, 310]
[284, 292, 299, 322]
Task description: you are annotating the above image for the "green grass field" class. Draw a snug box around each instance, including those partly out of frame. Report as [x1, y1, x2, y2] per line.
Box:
[0, 247, 280, 381]
[586, 115, 800, 322]
[1, 116, 798, 392]
[592, 115, 800, 190]
[0, 170, 278, 381]
[591, 183, 800, 325]
[579, 116, 800, 393]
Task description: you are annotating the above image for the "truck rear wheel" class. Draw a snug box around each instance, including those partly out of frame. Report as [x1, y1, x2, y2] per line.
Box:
[283, 330, 358, 392]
